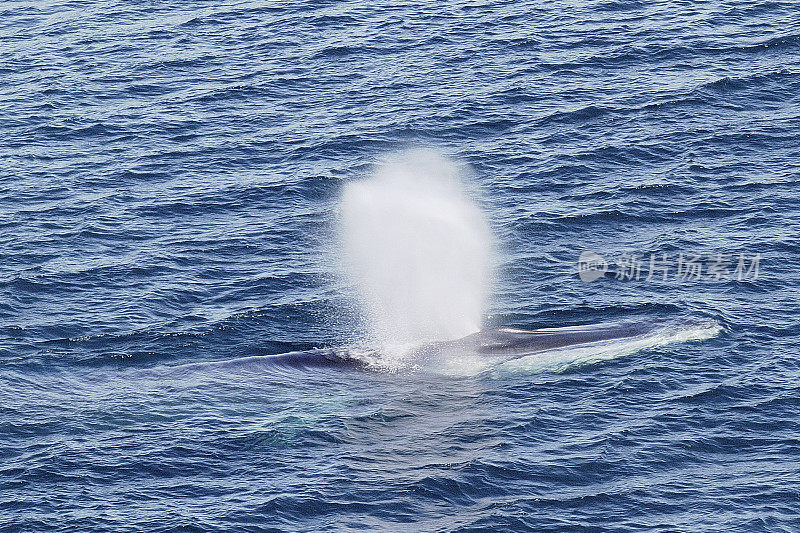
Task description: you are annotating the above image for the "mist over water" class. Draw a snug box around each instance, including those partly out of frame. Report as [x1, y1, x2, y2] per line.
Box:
[339, 150, 492, 349]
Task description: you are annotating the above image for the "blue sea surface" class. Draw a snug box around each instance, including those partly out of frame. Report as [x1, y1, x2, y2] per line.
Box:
[1, 1, 799, 531]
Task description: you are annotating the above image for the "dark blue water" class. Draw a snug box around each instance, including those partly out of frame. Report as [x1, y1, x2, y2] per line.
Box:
[2, 1, 799, 531]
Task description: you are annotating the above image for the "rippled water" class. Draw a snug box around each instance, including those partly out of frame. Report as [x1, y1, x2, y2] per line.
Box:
[2, 1, 799, 531]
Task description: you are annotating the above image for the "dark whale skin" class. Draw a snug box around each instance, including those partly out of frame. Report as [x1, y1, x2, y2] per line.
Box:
[442, 320, 661, 357]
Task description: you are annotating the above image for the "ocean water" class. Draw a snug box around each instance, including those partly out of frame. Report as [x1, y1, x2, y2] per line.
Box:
[2, 1, 799, 531]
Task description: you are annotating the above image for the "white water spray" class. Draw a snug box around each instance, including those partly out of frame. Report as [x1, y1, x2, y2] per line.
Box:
[339, 150, 492, 351]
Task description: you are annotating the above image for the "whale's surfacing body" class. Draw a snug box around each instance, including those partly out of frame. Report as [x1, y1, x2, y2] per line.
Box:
[272, 317, 719, 372]
[433, 320, 660, 357]
[400, 317, 721, 374]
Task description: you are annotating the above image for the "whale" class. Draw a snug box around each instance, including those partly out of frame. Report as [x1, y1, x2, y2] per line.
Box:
[421, 319, 663, 358]
[261, 317, 718, 371]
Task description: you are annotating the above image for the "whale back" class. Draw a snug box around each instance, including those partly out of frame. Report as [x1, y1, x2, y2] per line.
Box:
[435, 320, 661, 357]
